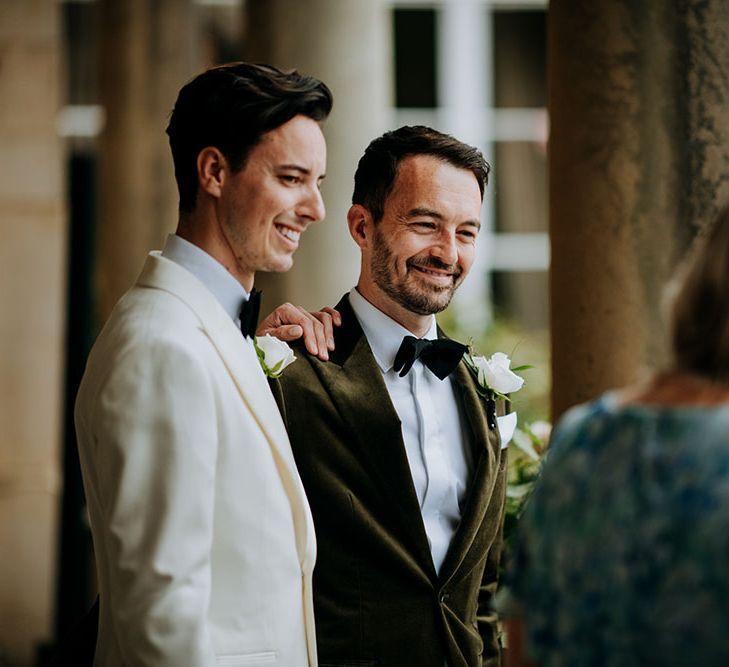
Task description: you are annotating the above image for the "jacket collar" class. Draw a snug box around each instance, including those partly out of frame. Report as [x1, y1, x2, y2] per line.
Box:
[348, 287, 438, 373]
[161, 233, 247, 323]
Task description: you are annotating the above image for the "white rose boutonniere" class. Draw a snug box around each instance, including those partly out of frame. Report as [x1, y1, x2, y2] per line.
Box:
[254, 334, 296, 378]
[468, 351, 526, 398]
[464, 350, 530, 444]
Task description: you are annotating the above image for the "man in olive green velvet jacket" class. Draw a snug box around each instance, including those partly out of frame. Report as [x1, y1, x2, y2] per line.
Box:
[272, 126, 507, 667]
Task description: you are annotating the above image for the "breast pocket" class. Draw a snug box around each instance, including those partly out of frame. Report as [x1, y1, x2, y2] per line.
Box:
[216, 650, 277, 665]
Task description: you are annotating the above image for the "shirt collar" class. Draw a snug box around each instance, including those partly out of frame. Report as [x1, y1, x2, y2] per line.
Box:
[162, 233, 249, 322]
[348, 287, 437, 373]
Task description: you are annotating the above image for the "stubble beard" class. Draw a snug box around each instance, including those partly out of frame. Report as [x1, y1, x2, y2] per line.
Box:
[223, 213, 293, 275]
[371, 227, 463, 316]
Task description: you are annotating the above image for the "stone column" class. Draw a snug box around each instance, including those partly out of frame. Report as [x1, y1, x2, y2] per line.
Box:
[97, 0, 197, 321]
[549, 0, 729, 419]
[0, 1, 65, 663]
[437, 0, 493, 332]
[244, 0, 392, 313]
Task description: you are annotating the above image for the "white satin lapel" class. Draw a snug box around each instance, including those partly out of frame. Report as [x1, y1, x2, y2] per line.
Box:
[199, 307, 315, 569]
[136, 253, 314, 564]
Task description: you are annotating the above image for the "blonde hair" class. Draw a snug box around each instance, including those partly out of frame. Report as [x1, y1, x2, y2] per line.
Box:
[671, 206, 729, 382]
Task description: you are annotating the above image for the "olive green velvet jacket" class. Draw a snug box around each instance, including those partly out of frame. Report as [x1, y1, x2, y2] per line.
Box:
[272, 296, 507, 667]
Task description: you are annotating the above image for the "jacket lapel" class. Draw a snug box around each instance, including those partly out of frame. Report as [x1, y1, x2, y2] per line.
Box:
[438, 362, 501, 585]
[136, 252, 314, 565]
[313, 296, 438, 580]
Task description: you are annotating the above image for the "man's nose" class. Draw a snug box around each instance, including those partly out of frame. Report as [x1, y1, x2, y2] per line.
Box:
[297, 186, 326, 223]
[432, 232, 458, 265]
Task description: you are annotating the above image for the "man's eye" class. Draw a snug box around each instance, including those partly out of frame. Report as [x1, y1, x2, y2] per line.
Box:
[280, 175, 300, 184]
[412, 221, 436, 230]
[458, 228, 479, 241]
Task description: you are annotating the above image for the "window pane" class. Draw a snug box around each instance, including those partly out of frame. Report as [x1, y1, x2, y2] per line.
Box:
[393, 8, 438, 108]
[493, 10, 546, 109]
[494, 141, 547, 234]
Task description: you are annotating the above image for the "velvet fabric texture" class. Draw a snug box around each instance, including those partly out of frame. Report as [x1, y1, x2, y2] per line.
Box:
[272, 296, 506, 667]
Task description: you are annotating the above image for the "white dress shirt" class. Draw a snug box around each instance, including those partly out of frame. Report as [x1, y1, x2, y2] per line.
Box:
[162, 233, 251, 330]
[349, 288, 473, 573]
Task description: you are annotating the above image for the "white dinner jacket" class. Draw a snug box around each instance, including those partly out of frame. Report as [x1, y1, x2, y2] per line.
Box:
[75, 252, 317, 667]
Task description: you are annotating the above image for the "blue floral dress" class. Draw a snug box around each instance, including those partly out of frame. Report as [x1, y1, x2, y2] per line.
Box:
[508, 394, 729, 666]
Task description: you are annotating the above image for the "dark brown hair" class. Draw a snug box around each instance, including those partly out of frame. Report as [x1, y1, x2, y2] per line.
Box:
[671, 206, 729, 382]
[351, 125, 490, 223]
[166, 61, 332, 213]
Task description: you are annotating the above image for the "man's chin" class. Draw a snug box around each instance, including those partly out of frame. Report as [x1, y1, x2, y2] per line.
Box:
[397, 288, 454, 316]
[261, 256, 295, 274]
[412, 280, 456, 301]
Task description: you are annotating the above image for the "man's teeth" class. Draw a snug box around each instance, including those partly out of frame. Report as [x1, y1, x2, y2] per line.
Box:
[277, 226, 300, 242]
[418, 267, 450, 277]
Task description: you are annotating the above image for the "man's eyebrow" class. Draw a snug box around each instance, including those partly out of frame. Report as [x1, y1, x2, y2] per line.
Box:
[277, 163, 326, 179]
[406, 208, 481, 228]
[406, 207, 444, 220]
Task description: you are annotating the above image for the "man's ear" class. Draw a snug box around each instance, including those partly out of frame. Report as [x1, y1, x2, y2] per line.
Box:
[347, 204, 372, 250]
[197, 147, 227, 199]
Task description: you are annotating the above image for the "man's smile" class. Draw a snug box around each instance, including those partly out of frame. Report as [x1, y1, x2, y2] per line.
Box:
[407, 258, 461, 286]
[275, 223, 302, 245]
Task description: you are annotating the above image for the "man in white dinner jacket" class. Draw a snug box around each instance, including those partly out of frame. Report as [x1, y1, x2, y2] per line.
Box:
[74, 62, 333, 666]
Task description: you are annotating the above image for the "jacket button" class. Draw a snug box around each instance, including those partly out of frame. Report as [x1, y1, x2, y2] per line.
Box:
[439, 591, 450, 603]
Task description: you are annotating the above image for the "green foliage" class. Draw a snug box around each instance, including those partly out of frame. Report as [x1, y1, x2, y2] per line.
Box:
[437, 311, 552, 540]
[503, 421, 550, 543]
[437, 311, 551, 424]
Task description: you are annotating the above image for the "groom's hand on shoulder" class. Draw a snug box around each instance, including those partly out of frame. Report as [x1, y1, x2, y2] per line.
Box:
[257, 303, 341, 361]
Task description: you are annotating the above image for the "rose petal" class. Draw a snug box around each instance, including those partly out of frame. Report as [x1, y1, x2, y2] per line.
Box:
[255, 334, 296, 375]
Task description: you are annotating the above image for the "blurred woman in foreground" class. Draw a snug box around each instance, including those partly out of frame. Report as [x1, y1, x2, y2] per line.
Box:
[505, 207, 729, 666]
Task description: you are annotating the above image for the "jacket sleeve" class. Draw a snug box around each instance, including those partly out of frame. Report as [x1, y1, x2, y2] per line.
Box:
[79, 337, 219, 666]
[477, 438, 508, 667]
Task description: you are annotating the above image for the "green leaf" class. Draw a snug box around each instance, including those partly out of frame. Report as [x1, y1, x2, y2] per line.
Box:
[253, 339, 266, 363]
[511, 364, 533, 372]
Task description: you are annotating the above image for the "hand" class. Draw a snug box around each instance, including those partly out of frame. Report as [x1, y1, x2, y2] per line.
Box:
[257, 303, 341, 361]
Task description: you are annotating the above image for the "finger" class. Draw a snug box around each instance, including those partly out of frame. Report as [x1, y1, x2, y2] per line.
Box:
[257, 302, 296, 332]
[297, 306, 328, 360]
[320, 306, 342, 327]
[257, 303, 331, 359]
[257, 324, 303, 341]
[311, 311, 335, 349]
[258, 304, 318, 354]
[286, 307, 319, 357]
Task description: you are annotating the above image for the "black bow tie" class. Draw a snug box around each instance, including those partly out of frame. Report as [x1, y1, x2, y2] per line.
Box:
[393, 335, 468, 381]
[239, 288, 261, 339]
